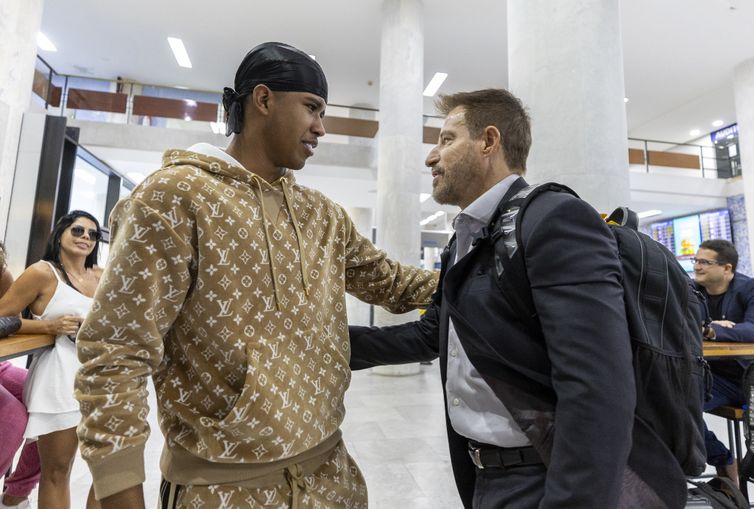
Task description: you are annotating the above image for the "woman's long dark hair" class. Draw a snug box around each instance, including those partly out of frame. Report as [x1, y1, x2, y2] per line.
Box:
[42, 210, 101, 269]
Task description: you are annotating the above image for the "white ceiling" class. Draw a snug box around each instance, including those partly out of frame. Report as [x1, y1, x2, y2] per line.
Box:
[40, 0, 754, 142]
[42, 0, 754, 225]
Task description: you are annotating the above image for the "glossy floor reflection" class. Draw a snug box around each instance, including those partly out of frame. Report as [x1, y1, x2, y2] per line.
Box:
[14, 362, 733, 508]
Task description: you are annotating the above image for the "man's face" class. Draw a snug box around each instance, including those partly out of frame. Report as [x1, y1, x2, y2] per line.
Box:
[426, 107, 483, 208]
[265, 91, 326, 170]
[693, 247, 731, 288]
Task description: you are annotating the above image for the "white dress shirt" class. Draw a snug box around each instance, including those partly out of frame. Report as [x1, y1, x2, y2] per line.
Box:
[445, 174, 530, 447]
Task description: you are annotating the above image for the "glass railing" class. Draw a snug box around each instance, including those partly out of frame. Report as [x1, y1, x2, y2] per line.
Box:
[627, 137, 739, 180]
[34, 56, 223, 132]
[33, 56, 739, 179]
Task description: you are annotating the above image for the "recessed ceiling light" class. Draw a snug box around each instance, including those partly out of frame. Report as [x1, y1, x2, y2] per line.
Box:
[637, 209, 662, 219]
[689, 129, 701, 137]
[712, 120, 724, 127]
[167, 37, 192, 68]
[37, 32, 57, 52]
[624, 97, 629, 103]
[423, 72, 448, 97]
[420, 210, 445, 226]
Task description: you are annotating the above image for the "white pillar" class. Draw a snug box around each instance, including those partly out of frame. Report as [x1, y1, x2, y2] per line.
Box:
[373, 0, 424, 376]
[345, 207, 373, 327]
[0, 0, 44, 237]
[734, 58, 754, 264]
[507, 0, 629, 214]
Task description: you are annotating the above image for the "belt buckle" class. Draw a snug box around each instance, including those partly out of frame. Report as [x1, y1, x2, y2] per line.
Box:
[468, 446, 484, 469]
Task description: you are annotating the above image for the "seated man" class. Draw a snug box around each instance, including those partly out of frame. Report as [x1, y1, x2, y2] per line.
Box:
[694, 239, 754, 482]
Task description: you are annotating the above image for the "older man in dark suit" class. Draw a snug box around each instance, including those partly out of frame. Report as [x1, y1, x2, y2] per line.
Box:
[349, 89, 686, 508]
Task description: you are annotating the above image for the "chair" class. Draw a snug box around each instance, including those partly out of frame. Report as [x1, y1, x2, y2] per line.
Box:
[708, 405, 749, 501]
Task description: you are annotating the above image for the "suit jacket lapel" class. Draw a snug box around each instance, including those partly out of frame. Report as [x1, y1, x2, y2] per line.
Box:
[439, 176, 528, 376]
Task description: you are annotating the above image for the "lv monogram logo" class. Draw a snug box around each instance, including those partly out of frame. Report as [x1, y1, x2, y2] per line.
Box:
[119, 275, 137, 294]
[262, 295, 275, 312]
[129, 224, 150, 243]
[208, 202, 224, 218]
[217, 248, 230, 266]
[217, 440, 240, 459]
[163, 208, 184, 228]
[262, 489, 277, 505]
[217, 299, 233, 317]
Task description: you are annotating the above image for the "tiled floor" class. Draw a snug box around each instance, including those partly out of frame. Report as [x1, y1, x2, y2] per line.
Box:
[9, 362, 739, 508]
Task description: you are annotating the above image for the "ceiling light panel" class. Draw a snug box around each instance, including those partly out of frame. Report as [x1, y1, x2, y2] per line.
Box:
[167, 37, 192, 68]
[423, 72, 448, 97]
[37, 32, 57, 52]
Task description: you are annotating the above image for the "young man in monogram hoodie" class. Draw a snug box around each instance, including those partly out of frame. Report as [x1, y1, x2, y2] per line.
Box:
[74, 42, 437, 509]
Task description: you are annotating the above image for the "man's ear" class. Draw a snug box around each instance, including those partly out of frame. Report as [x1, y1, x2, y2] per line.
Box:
[249, 84, 273, 116]
[481, 125, 502, 155]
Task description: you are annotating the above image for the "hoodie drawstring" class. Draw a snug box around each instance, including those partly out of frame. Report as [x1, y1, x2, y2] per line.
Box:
[285, 463, 307, 509]
[249, 175, 310, 311]
[251, 175, 283, 311]
[281, 177, 310, 298]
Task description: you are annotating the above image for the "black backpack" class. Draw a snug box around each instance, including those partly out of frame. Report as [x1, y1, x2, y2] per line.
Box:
[485, 182, 710, 476]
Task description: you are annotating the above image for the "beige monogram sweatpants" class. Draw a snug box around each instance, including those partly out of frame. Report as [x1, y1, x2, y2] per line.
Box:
[166, 441, 368, 509]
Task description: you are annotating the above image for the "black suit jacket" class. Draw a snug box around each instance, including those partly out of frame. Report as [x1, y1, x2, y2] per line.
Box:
[699, 272, 754, 382]
[350, 179, 685, 508]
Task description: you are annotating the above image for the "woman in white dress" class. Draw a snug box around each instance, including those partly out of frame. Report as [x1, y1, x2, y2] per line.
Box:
[0, 211, 103, 509]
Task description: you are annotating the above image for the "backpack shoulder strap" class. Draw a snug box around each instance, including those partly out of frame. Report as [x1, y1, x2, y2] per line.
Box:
[421, 234, 456, 312]
[488, 182, 579, 333]
[606, 206, 639, 230]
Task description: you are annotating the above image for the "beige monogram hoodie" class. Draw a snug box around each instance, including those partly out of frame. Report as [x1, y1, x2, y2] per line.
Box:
[75, 149, 437, 499]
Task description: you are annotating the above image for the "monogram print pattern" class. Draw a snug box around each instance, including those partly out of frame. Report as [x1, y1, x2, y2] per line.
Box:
[75, 150, 437, 498]
[171, 441, 367, 509]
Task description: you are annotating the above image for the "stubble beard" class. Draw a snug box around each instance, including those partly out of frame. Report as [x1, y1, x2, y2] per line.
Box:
[431, 151, 478, 207]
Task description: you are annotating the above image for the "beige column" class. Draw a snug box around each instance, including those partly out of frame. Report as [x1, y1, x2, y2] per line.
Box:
[507, 0, 630, 213]
[373, 0, 424, 375]
[0, 0, 44, 236]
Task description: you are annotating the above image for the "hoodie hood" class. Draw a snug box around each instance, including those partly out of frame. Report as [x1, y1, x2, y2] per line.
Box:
[161, 148, 309, 309]
[162, 146, 297, 189]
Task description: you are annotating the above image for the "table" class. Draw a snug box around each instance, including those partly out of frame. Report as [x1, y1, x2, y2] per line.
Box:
[703, 341, 754, 358]
[702, 340, 754, 500]
[0, 333, 55, 362]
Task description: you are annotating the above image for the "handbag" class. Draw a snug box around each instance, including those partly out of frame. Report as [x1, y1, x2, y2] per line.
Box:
[0, 316, 21, 338]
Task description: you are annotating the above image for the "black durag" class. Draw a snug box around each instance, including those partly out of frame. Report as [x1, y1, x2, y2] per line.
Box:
[222, 42, 328, 136]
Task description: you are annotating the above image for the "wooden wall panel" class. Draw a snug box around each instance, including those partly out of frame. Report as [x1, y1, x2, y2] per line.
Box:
[628, 148, 645, 165]
[67, 88, 127, 113]
[647, 150, 700, 169]
[132, 96, 217, 122]
[323, 117, 378, 138]
[32, 69, 61, 107]
[423, 126, 440, 144]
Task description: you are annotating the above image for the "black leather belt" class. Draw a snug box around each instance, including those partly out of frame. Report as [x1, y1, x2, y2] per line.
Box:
[467, 441, 542, 470]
